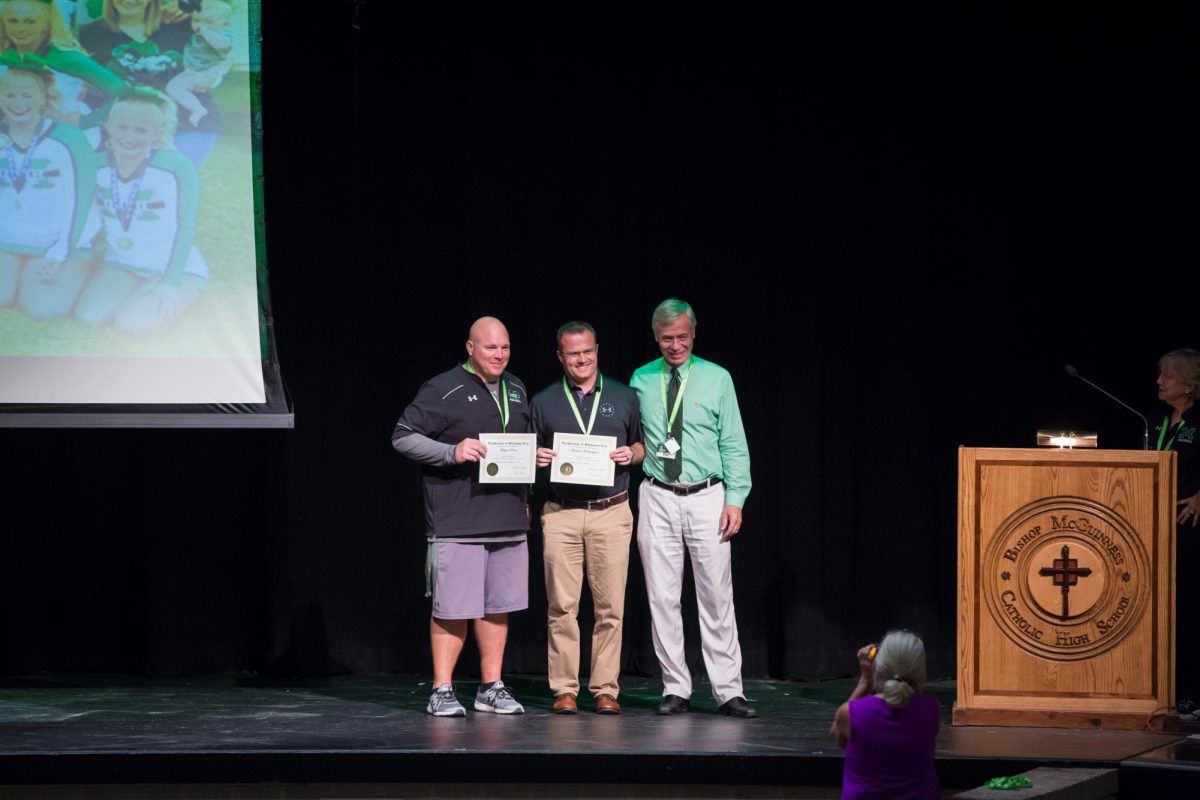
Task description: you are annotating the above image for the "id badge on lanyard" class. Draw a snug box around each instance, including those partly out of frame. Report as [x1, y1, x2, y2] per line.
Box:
[657, 357, 692, 460]
[656, 436, 681, 460]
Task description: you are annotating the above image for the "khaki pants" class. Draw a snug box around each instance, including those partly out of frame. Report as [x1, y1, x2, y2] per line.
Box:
[542, 500, 633, 698]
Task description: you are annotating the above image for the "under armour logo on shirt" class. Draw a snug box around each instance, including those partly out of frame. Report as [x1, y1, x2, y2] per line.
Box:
[468, 395, 478, 402]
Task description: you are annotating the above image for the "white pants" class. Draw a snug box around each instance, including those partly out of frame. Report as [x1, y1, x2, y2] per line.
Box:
[636, 479, 744, 705]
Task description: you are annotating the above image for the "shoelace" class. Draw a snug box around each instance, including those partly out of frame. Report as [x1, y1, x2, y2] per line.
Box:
[483, 684, 512, 702]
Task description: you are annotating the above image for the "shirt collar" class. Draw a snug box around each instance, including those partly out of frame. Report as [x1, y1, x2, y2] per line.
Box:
[568, 373, 602, 395]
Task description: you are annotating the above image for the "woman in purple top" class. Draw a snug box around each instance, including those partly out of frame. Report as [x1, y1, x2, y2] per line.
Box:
[830, 630, 940, 800]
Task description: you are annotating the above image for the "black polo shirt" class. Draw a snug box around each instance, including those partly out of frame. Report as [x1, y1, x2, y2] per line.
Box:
[1152, 403, 1199, 500]
[393, 364, 530, 539]
[530, 374, 642, 501]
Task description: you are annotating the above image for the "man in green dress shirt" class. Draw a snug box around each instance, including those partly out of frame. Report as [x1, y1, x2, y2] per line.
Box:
[629, 298, 756, 718]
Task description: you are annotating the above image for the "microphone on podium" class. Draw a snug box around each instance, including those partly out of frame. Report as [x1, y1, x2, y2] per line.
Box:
[1064, 365, 1149, 450]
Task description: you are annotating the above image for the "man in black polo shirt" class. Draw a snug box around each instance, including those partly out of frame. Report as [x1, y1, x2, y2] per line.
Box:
[392, 316, 531, 717]
[531, 321, 644, 715]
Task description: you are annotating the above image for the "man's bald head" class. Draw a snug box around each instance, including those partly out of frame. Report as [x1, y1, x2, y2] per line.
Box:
[465, 317, 512, 382]
[468, 316, 507, 343]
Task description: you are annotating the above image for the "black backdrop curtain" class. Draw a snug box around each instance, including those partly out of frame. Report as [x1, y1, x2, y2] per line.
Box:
[1, 8, 1194, 683]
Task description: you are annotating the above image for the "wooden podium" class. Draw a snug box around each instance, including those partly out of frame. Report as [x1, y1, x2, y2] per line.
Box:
[955, 448, 1176, 729]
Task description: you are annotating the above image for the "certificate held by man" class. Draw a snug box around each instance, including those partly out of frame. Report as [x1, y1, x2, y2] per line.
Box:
[550, 432, 618, 487]
[478, 433, 538, 483]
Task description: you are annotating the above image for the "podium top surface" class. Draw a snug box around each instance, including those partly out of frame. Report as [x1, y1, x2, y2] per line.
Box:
[959, 447, 1173, 466]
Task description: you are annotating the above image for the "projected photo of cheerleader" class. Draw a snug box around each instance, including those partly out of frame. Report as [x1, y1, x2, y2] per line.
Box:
[0, 0, 125, 123]
[80, 0, 221, 166]
[70, 88, 203, 335]
[0, 0, 263, 404]
[0, 52, 93, 313]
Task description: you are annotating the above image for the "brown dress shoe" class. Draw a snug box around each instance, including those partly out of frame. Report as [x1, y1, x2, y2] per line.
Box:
[595, 694, 621, 715]
[552, 694, 578, 714]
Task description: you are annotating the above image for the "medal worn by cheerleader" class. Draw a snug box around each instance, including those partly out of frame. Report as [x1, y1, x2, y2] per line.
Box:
[110, 154, 149, 236]
[4, 118, 48, 197]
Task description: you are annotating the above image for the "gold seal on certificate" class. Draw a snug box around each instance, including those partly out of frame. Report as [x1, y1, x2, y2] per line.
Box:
[550, 432, 617, 487]
[478, 433, 537, 483]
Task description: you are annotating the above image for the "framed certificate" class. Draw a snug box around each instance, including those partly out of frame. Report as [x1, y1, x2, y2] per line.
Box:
[550, 432, 617, 487]
[478, 433, 537, 483]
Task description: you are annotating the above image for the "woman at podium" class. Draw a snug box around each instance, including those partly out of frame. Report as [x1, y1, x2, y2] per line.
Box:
[1154, 348, 1200, 717]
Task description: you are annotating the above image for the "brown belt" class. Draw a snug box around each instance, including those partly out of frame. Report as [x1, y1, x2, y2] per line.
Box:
[549, 490, 629, 510]
[646, 476, 723, 496]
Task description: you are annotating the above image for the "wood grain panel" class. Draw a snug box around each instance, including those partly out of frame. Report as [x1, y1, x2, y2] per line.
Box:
[956, 448, 1175, 729]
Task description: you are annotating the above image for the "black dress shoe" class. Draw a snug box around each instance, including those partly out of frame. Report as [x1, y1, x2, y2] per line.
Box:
[657, 694, 690, 715]
[718, 697, 757, 718]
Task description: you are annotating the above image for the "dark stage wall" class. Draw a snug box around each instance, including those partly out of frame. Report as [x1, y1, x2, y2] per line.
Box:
[1, 8, 1194, 683]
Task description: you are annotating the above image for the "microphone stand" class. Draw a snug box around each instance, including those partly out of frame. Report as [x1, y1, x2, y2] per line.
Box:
[1065, 365, 1149, 450]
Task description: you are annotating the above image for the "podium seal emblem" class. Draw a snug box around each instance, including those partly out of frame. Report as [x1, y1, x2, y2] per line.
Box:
[982, 496, 1148, 661]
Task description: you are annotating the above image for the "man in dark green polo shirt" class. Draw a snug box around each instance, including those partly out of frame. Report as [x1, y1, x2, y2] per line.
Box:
[531, 321, 644, 715]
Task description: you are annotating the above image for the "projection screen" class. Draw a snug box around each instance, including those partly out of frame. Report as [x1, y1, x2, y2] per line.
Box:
[0, 0, 288, 427]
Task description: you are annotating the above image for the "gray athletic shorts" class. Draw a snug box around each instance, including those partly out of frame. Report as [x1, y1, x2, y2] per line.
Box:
[429, 539, 529, 620]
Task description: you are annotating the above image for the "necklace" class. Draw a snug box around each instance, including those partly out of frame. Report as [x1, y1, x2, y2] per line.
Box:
[111, 152, 151, 231]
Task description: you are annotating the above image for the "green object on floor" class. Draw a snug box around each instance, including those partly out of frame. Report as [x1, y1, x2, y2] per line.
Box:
[985, 775, 1033, 790]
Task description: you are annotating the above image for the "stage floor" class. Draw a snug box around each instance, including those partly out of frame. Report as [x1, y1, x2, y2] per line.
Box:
[0, 673, 1196, 796]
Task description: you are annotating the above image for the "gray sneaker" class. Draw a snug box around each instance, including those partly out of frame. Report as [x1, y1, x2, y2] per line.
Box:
[427, 683, 467, 717]
[474, 680, 524, 714]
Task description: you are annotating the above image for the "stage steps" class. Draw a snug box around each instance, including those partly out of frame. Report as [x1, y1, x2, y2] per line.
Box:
[956, 767, 1117, 799]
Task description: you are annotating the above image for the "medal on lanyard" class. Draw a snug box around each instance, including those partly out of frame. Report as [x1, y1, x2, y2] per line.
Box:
[112, 152, 151, 232]
[464, 362, 509, 432]
[562, 375, 602, 435]
[656, 357, 691, 459]
[5, 117, 49, 196]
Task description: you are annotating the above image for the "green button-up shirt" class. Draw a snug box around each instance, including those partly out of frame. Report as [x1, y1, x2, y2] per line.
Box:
[629, 356, 751, 508]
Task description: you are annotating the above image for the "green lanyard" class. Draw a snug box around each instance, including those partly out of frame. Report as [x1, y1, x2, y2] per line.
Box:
[562, 375, 603, 435]
[464, 363, 509, 432]
[659, 357, 693, 435]
[1157, 415, 1182, 451]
